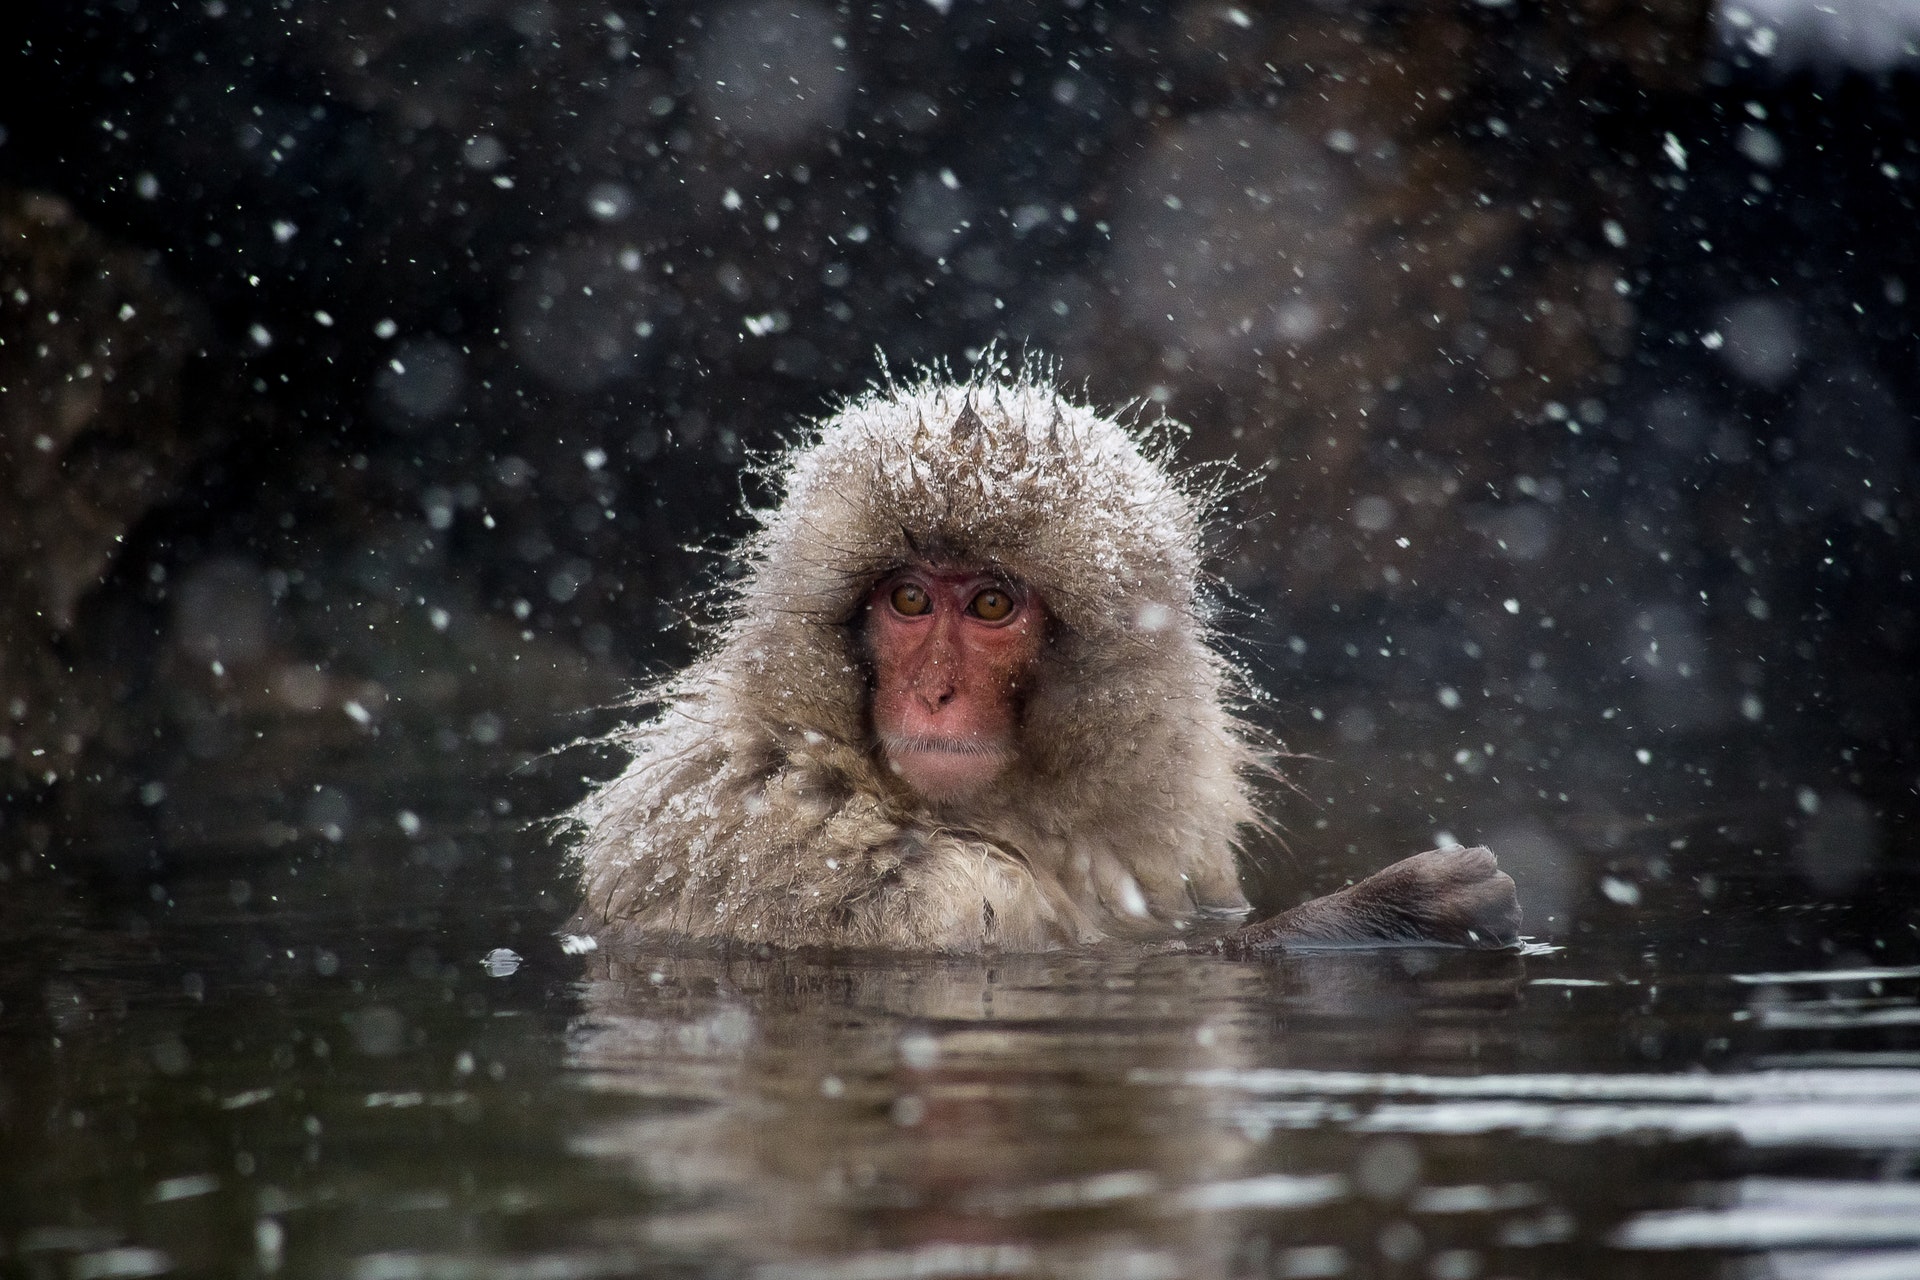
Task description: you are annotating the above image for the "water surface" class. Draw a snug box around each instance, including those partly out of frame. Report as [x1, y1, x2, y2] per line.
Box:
[4, 730, 1915, 1280]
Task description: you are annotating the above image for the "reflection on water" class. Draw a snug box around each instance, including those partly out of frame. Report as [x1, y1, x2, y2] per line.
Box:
[3, 739, 1918, 1280]
[567, 946, 1531, 1280]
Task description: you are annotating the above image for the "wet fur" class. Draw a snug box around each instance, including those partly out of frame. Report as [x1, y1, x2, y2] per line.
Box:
[569, 370, 1256, 949]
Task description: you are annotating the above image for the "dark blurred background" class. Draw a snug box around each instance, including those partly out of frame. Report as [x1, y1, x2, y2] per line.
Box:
[2, 0, 1915, 937]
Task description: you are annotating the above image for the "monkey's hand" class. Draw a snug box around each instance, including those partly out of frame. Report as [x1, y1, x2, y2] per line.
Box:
[1221, 846, 1520, 954]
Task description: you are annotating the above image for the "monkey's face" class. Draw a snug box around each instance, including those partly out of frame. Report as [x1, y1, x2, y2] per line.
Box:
[861, 565, 1044, 805]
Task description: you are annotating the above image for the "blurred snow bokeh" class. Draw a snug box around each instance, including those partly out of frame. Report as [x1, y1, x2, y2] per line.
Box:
[1110, 117, 1353, 366]
[692, 1, 854, 146]
[1719, 0, 1920, 70]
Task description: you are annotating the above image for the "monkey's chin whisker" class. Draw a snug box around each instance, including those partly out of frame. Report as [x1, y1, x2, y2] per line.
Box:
[880, 735, 1013, 803]
[878, 733, 1008, 758]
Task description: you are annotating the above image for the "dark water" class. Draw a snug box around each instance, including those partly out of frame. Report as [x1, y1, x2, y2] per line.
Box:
[5, 729, 1918, 1280]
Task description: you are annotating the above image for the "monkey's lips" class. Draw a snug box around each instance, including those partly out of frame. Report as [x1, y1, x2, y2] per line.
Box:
[879, 733, 1012, 802]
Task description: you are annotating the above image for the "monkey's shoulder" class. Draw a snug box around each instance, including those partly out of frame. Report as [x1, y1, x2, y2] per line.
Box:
[574, 723, 1252, 951]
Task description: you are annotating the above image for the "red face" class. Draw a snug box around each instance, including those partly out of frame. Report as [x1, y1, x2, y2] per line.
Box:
[862, 565, 1045, 804]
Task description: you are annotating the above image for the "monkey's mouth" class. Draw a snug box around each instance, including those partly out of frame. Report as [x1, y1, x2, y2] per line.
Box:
[878, 733, 1013, 802]
[879, 733, 1008, 758]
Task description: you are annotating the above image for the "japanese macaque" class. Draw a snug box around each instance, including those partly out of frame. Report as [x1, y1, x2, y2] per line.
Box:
[570, 372, 1518, 952]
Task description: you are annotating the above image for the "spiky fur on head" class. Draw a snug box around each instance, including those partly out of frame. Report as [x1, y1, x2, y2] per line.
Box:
[571, 367, 1265, 950]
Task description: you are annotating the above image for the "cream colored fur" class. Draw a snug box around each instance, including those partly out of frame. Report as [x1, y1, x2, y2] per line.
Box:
[569, 370, 1264, 950]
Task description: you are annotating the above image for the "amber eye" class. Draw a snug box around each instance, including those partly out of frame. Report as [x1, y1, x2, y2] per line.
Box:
[889, 582, 931, 616]
[969, 587, 1014, 622]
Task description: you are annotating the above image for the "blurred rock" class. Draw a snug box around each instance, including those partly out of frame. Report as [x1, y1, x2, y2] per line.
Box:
[1065, 1, 1705, 592]
[0, 191, 213, 790]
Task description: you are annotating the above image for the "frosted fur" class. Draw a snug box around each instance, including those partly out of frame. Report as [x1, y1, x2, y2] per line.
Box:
[569, 372, 1262, 951]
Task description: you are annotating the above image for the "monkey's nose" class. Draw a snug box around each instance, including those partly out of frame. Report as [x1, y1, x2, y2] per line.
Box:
[916, 680, 957, 712]
[913, 635, 959, 710]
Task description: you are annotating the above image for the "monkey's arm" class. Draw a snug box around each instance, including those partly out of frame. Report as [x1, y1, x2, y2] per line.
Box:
[1219, 846, 1520, 954]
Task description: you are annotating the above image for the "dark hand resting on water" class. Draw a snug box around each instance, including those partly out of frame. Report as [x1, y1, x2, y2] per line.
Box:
[568, 371, 1520, 954]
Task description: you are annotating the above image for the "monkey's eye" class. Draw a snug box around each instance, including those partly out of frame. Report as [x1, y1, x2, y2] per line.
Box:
[969, 587, 1014, 622]
[889, 582, 932, 616]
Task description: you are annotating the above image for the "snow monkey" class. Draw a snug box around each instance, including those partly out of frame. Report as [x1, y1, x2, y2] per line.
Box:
[570, 371, 1519, 953]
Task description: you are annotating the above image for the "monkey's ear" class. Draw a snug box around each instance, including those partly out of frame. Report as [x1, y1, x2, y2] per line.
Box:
[951, 397, 984, 446]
